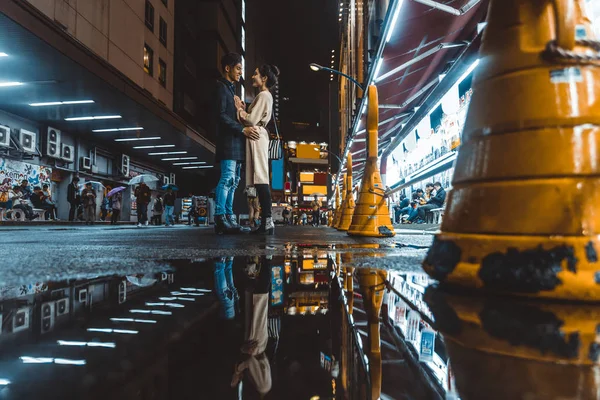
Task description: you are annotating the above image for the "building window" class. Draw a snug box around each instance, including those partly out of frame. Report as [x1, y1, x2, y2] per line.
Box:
[159, 17, 167, 47]
[144, 44, 153, 76]
[145, 0, 154, 32]
[159, 59, 167, 87]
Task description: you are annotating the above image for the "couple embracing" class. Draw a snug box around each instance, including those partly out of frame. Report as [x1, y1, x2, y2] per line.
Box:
[213, 52, 279, 235]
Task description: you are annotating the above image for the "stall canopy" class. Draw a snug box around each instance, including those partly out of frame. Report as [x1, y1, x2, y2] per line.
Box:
[344, 0, 489, 180]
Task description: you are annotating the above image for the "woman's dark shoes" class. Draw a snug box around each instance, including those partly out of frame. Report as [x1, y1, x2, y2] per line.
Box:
[251, 217, 274, 235]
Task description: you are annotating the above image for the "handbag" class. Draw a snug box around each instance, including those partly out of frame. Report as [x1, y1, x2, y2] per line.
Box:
[268, 116, 283, 160]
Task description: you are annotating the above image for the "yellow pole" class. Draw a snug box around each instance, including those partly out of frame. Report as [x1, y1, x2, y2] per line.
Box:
[423, 0, 600, 301]
[338, 154, 355, 231]
[348, 85, 395, 237]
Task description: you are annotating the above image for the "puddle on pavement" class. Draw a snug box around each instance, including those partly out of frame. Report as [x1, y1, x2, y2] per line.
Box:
[1, 245, 596, 400]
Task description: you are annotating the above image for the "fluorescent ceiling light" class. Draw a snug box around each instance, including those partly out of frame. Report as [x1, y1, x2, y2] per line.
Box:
[149, 151, 187, 156]
[373, 57, 384, 80]
[65, 115, 121, 121]
[132, 144, 175, 149]
[87, 328, 138, 334]
[110, 317, 157, 324]
[172, 161, 207, 166]
[0, 379, 10, 385]
[114, 137, 161, 142]
[30, 100, 94, 107]
[182, 166, 214, 169]
[0, 82, 23, 87]
[93, 127, 143, 132]
[0, 53, 8, 57]
[386, 0, 405, 43]
[57, 340, 116, 348]
[161, 157, 198, 161]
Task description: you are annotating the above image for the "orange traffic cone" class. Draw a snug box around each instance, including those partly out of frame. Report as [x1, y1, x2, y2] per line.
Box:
[348, 85, 395, 237]
[423, 0, 600, 301]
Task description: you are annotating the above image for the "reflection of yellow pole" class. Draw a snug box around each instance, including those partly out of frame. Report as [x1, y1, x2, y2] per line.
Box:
[340, 266, 354, 394]
[357, 268, 387, 400]
[338, 154, 355, 231]
[423, 0, 600, 301]
[348, 85, 395, 237]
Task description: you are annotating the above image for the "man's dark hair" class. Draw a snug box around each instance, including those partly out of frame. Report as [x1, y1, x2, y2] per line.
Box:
[73, 177, 80, 182]
[400, 194, 406, 200]
[425, 182, 434, 188]
[21, 180, 28, 185]
[412, 193, 420, 200]
[33, 186, 41, 191]
[221, 53, 242, 72]
[434, 182, 442, 188]
[416, 189, 424, 194]
[42, 184, 49, 189]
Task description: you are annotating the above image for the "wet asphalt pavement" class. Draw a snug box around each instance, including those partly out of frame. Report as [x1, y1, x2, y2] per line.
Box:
[0, 225, 433, 287]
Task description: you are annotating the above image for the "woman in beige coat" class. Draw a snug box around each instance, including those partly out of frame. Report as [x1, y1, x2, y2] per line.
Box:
[236, 65, 280, 235]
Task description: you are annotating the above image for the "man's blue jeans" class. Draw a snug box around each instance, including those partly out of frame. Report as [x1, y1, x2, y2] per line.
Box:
[213, 257, 238, 320]
[164, 205, 175, 225]
[401, 206, 419, 222]
[215, 160, 241, 216]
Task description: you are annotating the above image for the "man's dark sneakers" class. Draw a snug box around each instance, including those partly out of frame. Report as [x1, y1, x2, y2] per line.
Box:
[214, 214, 232, 235]
[227, 214, 240, 229]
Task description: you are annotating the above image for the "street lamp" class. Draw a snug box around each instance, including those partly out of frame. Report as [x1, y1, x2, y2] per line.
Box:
[309, 63, 364, 91]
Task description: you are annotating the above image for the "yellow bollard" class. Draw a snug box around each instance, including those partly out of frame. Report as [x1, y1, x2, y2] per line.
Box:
[423, 0, 600, 301]
[337, 155, 356, 231]
[356, 268, 388, 400]
[348, 85, 395, 237]
[334, 178, 346, 229]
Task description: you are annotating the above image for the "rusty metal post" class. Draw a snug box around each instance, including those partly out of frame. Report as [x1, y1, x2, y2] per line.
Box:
[423, 0, 600, 301]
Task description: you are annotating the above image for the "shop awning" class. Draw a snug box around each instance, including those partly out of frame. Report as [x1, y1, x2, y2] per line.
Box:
[343, 0, 489, 180]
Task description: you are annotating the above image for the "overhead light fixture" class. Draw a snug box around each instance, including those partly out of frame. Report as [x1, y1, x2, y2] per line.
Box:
[0, 379, 10, 385]
[132, 144, 175, 149]
[386, 0, 405, 43]
[0, 82, 23, 87]
[182, 166, 214, 169]
[332, 50, 335, 53]
[172, 161, 207, 166]
[65, 115, 121, 121]
[87, 328, 138, 334]
[148, 151, 187, 155]
[373, 57, 384, 80]
[0, 53, 8, 57]
[93, 127, 143, 132]
[29, 100, 94, 107]
[161, 157, 198, 161]
[114, 137, 161, 142]
[57, 340, 116, 348]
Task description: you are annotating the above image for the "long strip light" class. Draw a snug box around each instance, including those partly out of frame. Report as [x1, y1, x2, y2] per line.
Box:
[20, 356, 86, 365]
[57, 340, 116, 348]
[182, 166, 214, 170]
[110, 317, 157, 324]
[87, 328, 138, 334]
[161, 157, 198, 161]
[172, 161, 207, 166]
[65, 115, 121, 121]
[386, 0, 405, 43]
[0, 53, 7, 57]
[0, 82, 23, 87]
[133, 144, 175, 149]
[0, 379, 10, 385]
[115, 137, 161, 142]
[93, 127, 143, 132]
[30, 100, 94, 107]
[149, 151, 187, 156]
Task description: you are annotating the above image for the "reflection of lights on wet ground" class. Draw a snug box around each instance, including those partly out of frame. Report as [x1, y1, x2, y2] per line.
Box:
[145, 302, 185, 308]
[57, 340, 116, 348]
[180, 287, 211, 293]
[129, 309, 172, 315]
[20, 356, 86, 366]
[110, 318, 157, 324]
[159, 297, 195, 302]
[87, 328, 138, 334]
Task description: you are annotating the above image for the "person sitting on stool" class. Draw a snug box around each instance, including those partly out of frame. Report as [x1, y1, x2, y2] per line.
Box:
[417, 182, 446, 223]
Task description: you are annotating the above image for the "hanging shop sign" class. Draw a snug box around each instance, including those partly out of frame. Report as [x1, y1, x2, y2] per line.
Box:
[0, 158, 52, 191]
[419, 327, 436, 362]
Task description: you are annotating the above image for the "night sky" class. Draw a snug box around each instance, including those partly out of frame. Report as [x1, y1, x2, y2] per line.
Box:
[259, 0, 339, 143]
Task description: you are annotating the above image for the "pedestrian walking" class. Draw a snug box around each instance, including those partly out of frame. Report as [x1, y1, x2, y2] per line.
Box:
[163, 188, 176, 226]
[134, 182, 151, 227]
[152, 195, 164, 225]
[213, 53, 260, 234]
[81, 182, 97, 225]
[235, 64, 279, 235]
[110, 191, 122, 225]
[310, 196, 322, 227]
[67, 177, 80, 222]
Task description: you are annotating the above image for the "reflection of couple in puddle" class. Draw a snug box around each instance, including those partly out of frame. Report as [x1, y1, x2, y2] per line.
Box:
[213, 256, 277, 398]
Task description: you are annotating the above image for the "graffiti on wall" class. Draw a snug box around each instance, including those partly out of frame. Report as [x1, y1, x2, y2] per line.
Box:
[0, 158, 52, 192]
